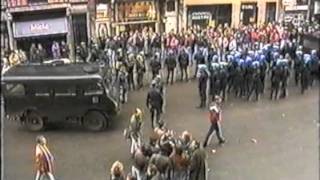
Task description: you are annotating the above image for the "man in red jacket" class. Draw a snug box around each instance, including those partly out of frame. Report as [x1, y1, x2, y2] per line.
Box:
[203, 102, 226, 148]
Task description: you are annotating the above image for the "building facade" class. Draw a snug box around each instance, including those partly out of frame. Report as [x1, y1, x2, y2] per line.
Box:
[4, 0, 91, 60]
[1, 0, 10, 53]
[282, 0, 309, 26]
[181, 0, 282, 30]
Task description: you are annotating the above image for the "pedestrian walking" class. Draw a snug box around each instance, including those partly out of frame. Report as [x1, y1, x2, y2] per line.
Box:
[146, 81, 164, 129]
[110, 161, 126, 180]
[34, 135, 55, 180]
[203, 104, 225, 147]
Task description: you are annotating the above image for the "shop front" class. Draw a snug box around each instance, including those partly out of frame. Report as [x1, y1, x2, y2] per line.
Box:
[187, 4, 232, 28]
[13, 16, 68, 58]
[240, 3, 258, 25]
[114, 0, 159, 33]
[95, 3, 112, 38]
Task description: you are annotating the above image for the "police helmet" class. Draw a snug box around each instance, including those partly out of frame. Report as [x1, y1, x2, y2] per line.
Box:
[212, 55, 219, 62]
[311, 50, 317, 55]
[227, 55, 234, 62]
[304, 54, 311, 64]
[252, 61, 260, 68]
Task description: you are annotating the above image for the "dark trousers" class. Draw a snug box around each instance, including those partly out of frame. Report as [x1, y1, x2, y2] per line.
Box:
[137, 73, 144, 89]
[152, 70, 159, 80]
[294, 71, 301, 86]
[199, 88, 206, 108]
[203, 122, 225, 147]
[167, 68, 175, 84]
[150, 107, 161, 129]
[248, 82, 261, 101]
[180, 66, 188, 81]
[270, 82, 280, 100]
[128, 72, 135, 90]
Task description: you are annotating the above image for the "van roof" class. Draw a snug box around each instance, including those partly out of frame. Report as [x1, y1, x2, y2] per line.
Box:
[2, 63, 103, 82]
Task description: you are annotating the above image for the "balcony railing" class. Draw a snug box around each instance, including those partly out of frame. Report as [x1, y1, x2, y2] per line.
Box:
[7, 0, 87, 8]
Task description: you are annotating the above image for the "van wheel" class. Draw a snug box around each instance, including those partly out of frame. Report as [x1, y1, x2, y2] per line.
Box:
[25, 112, 45, 131]
[83, 111, 106, 131]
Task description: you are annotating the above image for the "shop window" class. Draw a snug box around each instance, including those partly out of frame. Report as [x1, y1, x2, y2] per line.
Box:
[167, 0, 175, 12]
[296, 0, 308, 5]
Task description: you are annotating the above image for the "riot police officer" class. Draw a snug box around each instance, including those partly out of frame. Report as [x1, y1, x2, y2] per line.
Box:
[209, 62, 220, 101]
[270, 63, 282, 100]
[301, 54, 311, 94]
[165, 50, 177, 84]
[294, 47, 304, 86]
[198, 65, 209, 108]
[244, 56, 254, 97]
[218, 62, 228, 101]
[178, 48, 190, 81]
[194, 49, 206, 78]
[146, 81, 164, 129]
[310, 50, 319, 86]
[233, 60, 245, 98]
[279, 59, 290, 98]
[248, 61, 262, 101]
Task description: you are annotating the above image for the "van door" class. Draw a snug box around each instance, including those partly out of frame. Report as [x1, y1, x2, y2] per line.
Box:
[49, 84, 78, 121]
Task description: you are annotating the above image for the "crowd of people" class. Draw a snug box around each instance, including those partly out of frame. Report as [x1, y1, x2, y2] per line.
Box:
[6, 21, 319, 180]
[1, 40, 69, 74]
[107, 22, 319, 180]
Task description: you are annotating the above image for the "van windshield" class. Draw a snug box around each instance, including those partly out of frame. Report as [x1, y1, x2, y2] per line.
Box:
[3, 83, 25, 96]
[84, 82, 104, 96]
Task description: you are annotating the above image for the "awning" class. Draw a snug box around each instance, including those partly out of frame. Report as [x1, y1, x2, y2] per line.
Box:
[13, 17, 68, 38]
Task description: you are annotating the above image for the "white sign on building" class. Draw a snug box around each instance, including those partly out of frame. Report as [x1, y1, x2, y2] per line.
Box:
[283, 0, 297, 6]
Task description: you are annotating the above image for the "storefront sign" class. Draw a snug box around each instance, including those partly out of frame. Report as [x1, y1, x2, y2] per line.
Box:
[96, 4, 110, 21]
[284, 5, 308, 11]
[13, 17, 67, 38]
[118, 1, 156, 22]
[283, 0, 297, 6]
[241, 4, 255, 10]
[191, 12, 211, 20]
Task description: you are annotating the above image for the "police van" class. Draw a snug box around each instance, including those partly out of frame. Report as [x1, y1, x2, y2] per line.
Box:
[1, 62, 120, 131]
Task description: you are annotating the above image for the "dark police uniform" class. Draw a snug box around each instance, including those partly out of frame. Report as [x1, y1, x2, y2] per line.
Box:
[146, 85, 164, 129]
[198, 68, 209, 108]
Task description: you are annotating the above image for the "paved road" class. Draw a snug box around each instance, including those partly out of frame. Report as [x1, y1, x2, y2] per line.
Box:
[3, 80, 319, 180]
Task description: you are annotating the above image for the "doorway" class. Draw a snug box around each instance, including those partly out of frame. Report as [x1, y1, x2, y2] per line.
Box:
[16, 34, 66, 59]
[241, 3, 258, 25]
[72, 14, 88, 47]
[266, 2, 277, 23]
